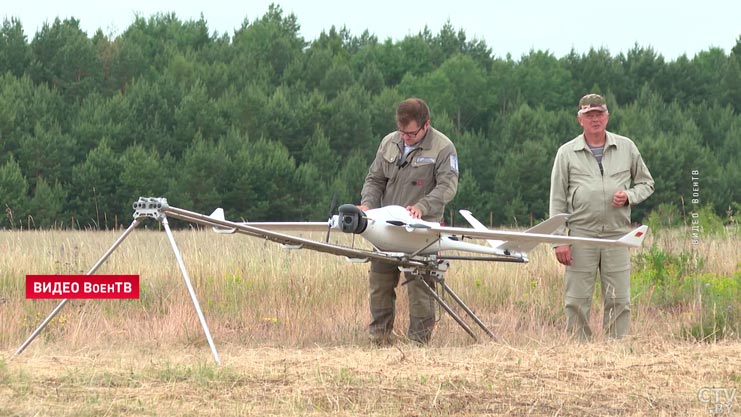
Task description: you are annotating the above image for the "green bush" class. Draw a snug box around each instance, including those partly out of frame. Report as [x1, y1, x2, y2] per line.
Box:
[688, 205, 726, 237]
[647, 203, 683, 233]
[681, 271, 741, 341]
[632, 244, 741, 341]
[631, 246, 703, 306]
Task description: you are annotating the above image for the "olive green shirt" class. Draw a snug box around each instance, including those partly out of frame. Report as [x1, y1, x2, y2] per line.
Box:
[361, 127, 458, 222]
[549, 131, 654, 237]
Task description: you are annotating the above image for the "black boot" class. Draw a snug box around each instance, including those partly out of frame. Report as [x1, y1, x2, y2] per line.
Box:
[369, 307, 395, 346]
[408, 315, 435, 345]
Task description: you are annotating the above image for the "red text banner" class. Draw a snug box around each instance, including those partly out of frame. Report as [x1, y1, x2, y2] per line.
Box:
[26, 275, 140, 299]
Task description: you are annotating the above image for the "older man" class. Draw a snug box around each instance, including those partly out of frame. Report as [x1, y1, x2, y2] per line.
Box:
[549, 94, 654, 339]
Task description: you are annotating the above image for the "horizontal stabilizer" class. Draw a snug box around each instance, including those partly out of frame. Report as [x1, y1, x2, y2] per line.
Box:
[617, 225, 649, 248]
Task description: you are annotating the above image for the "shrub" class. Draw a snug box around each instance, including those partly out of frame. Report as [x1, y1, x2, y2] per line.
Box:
[680, 271, 741, 341]
[631, 246, 703, 306]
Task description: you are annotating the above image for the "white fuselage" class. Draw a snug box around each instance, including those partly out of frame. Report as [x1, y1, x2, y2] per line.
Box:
[357, 206, 507, 256]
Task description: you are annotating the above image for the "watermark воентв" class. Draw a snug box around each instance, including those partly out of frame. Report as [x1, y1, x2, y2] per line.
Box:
[691, 170, 700, 245]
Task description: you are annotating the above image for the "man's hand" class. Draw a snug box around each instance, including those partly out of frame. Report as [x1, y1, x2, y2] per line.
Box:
[612, 190, 629, 207]
[554, 245, 572, 266]
[357, 205, 370, 211]
[406, 205, 422, 219]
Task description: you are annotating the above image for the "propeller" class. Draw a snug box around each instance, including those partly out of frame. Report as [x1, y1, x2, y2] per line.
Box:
[325, 193, 338, 243]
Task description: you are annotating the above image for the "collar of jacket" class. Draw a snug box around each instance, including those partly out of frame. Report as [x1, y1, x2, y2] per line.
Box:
[572, 130, 619, 152]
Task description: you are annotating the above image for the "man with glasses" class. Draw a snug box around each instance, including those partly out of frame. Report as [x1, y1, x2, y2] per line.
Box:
[358, 97, 459, 345]
[549, 94, 654, 340]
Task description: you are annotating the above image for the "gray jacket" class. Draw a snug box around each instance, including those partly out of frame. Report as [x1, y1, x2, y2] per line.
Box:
[361, 127, 458, 222]
[549, 130, 654, 237]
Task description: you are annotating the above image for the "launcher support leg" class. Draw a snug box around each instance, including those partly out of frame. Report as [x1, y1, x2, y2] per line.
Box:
[414, 275, 479, 342]
[161, 217, 221, 366]
[439, 282, 498, 341]
[12, 219, 142, 360]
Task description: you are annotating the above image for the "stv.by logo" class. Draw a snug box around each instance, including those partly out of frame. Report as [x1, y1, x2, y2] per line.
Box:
[698, 387, 736, 415]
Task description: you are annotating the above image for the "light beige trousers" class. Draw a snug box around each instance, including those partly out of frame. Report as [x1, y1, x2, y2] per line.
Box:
[565, 244, 631, 340]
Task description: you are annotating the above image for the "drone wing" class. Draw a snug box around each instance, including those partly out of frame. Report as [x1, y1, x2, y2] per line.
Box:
[171, 206, 427, 268]
[208, 208, 330, 233]
[432, 222, 648, 249]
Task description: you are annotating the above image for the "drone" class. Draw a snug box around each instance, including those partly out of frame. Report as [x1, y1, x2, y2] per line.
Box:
[14, 197, 648, 365]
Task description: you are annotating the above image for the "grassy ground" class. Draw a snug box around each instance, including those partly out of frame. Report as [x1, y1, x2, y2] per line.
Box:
[3, 340, 740, 416]
[1, 227, 739, 415]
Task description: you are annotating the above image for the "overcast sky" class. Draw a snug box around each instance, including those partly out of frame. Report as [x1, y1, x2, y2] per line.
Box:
[4, 0, 740, 60]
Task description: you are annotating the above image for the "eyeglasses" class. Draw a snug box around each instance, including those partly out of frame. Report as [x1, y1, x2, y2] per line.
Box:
[398, 125, 424, 138]
[581, 112, 607, 119]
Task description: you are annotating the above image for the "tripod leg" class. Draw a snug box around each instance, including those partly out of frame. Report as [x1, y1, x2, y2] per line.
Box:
[415, 275, 478, 342]
[12, 219, 142, 359]
[161, 217, 221, 366]
[440, 282, 498, 341]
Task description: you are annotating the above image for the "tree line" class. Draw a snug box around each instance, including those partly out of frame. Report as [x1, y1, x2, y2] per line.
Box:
[0, 5, 739, 229]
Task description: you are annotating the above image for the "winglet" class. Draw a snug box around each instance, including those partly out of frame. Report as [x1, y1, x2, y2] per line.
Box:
[209, 208, 237, 234]
[617, 225, 649, 248]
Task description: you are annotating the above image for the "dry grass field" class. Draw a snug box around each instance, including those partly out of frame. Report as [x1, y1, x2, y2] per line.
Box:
[1, 226, 739, 416]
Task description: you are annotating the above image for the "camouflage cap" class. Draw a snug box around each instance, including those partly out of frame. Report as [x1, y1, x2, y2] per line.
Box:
[577, 94, 608, 115]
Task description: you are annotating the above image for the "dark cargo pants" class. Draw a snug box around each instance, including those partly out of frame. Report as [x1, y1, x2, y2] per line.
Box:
[368, 260, 437, 344]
